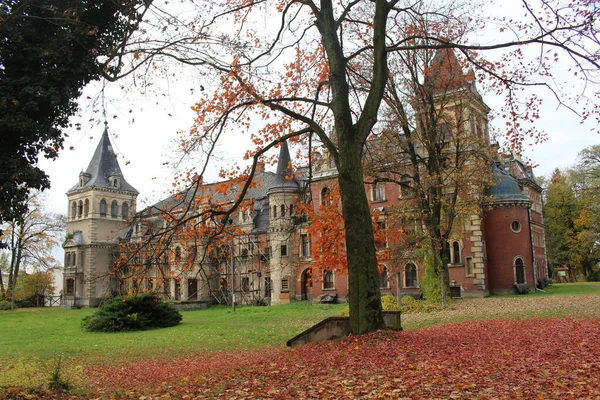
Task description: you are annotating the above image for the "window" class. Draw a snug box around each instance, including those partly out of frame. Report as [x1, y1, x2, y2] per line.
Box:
[405, 263, 417, 288]
[78, 201, 83, 218]
[264, 277, 272, 297]
[379, 266, 389, 288]
[242, 209, 251, 222]
[111, 200, 118, 218]
[376, 221, 387, 250]
[272, 205, 277, 218]
[301, 234, 310, 257]
[372, 182, 385, 201]
[71, 202, 76, 219]
[511, 220, 522, 233]
[264, 246, 271, 259]
[289, 204, 294, 216]
[66, 253, 71, 267]
[241, 248, 248, 258]
[121, 202, 129, 218]
[465, 257, 474, 276]
[99, 199, 107, 217]
[321, 187, 331, 207]
[187, 279, 198, 300]
[65, 278, 75, 295]
[174, 246, 182, 263]
[452, 241, 461, 264]
[323, 270, 335, 289]
[84, 199, 89, 217]
[281, 244, 288, 257]
[515, 257, 525, 284]
[241, 277, 250, 292]
[280, 204, 286, 217]
[400, 175, 412, 197]
[72, 252, 76, 266]
[281, 278, 289, 292]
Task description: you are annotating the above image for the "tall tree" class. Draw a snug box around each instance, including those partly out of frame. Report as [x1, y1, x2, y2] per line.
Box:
[111, 0, 599, 333]
[544, 169, 578, 280]
[0, 192, 65, 309]
[0, 0, 147, 231]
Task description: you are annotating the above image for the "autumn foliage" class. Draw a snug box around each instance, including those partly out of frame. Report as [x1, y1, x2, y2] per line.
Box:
[78, 316, 600, 399]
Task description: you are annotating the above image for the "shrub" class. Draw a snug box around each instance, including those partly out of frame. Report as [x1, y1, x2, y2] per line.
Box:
[400, 296, 447, 314]
[338, 295, 400, 317]
[81, 292, 182, 332]
[381, 294, 400, 311]
[0, 300, 11, 310]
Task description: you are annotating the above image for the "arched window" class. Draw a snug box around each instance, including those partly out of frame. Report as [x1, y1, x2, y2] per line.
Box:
[321, 187, 331, 207]
[515, 257, 525, 284]
[113, 179, 118, 187]
[174, 246, 182, 263]
[405, 263, 417, 288]
[84, 199, 89, 217]
[121, 202, 129, 218]
[77, 200, 83, 218]
[453, 241, 461, 264]
[99, 199, 107, 217]
[289, 204, 294, 216]
[111, 200, 118, 218]
[280, 204, 286, 217]
[71, 202, 77, 219]
[379, 266, 389, 288]
[323, 270, 335, 289]
[66, 253, 71, 266]
[72, 252, 76, 266]
[272, 205, 277, 218]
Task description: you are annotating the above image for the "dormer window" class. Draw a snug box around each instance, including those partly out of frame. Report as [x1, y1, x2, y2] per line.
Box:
[79, 172, 91, 187]
[108, 173, 121, 189]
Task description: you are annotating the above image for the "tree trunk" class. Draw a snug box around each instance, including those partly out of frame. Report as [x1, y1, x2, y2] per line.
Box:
[337, 142, 384, 334]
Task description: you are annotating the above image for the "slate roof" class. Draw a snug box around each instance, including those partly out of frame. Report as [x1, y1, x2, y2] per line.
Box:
[143, 141, 301, 234]
[484, 163, 531, 204]
[67, 128, 138, 194]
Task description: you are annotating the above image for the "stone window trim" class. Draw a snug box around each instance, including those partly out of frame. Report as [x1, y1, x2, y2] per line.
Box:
[513, 256, 526, 285]
[511, 219, 522, 233]
[404, 263, 418, 288]
[323, 270, 335, 290]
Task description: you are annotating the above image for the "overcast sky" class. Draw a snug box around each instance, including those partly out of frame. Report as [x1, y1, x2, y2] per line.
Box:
[39, 0, 600, 218]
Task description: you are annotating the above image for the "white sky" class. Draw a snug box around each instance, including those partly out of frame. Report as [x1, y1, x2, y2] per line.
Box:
[39, 0, 600, 222]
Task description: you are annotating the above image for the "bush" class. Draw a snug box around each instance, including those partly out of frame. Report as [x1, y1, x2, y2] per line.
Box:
[81, 292, 182, 332]
[0, 300, 11, 310]
[337, 294, 400, 317]
[400, 296, 447, 314]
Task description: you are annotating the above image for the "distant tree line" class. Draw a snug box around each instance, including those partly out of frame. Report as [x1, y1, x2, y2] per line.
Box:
[544, 145, 600, 282]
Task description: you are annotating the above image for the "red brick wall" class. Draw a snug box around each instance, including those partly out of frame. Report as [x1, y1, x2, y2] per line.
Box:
[483, 207, 534, 292]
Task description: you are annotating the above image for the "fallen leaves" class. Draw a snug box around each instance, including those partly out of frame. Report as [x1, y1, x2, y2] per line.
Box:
[80, 315, 600, 399]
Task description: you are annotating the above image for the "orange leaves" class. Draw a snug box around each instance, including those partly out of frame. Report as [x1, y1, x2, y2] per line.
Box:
[84, 317, 600, 399]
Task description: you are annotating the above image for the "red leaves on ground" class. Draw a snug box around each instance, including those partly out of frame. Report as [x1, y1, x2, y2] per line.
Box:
[84, 317, 600, 399]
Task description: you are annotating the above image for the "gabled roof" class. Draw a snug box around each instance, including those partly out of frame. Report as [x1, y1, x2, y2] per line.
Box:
[67, 128, 138, 194]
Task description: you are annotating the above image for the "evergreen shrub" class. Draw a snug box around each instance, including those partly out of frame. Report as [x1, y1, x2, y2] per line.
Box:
[81, 292, 182, 332]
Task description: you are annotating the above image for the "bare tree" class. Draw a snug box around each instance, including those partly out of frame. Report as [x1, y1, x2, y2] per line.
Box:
[0, 192, 65, 309]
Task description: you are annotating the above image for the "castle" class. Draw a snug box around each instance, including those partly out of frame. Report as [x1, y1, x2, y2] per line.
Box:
[62, 52, 548, 308]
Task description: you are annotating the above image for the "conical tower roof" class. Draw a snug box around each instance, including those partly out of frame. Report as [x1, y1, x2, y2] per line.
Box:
[67, 128, 138, 194]
[269, 140, 298, 191]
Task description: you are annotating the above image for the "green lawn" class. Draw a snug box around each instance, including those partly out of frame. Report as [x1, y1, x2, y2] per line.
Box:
[0, 301, 345, 362]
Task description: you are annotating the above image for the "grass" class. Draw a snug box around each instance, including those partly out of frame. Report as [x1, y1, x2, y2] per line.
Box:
[1, 283, 599, 364]
[0, 301, 345, 362]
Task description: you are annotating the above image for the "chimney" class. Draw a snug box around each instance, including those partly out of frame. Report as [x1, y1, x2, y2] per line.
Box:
[255, 160, 265, 174]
